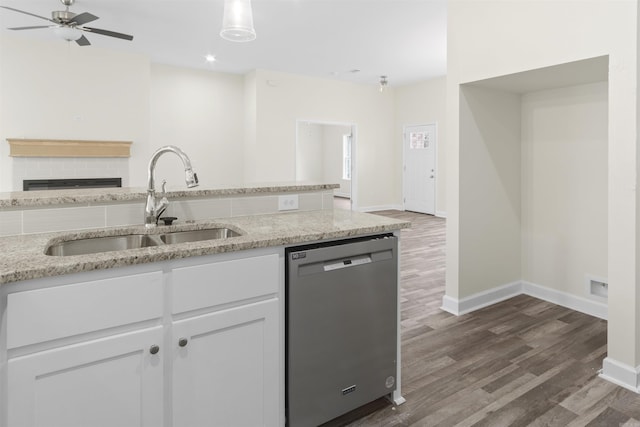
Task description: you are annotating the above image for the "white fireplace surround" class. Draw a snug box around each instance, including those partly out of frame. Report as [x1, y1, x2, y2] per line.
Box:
[12, 157, 130, 191]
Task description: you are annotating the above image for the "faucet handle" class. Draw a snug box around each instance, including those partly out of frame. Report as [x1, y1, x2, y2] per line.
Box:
[161, 180, 167, 196]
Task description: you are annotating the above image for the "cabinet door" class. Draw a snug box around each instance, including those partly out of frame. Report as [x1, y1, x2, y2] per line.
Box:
[172, 299, 280, 427]
[8, 327, 163, 427]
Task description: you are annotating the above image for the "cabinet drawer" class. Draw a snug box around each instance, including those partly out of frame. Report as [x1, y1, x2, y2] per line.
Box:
[7, 271, 163, 349]
[172, 253, 279, 314]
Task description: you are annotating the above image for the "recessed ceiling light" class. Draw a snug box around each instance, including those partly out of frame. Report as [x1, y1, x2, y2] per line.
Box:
[205, 54, 216, 63]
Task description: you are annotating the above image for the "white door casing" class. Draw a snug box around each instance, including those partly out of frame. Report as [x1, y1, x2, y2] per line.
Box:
[403, 124, 436, 215]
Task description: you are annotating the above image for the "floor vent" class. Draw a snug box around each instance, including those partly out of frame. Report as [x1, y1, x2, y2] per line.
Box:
[587, 275, 608, 299]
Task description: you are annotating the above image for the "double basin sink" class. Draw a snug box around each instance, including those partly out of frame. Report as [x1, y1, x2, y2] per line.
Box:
[46, 227, 241, 256]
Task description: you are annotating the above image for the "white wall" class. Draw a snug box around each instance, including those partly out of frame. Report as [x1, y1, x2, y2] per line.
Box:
[395, 77, 447, 215]
[451, 77, 608, 304]
[149, 64, 245, 189]
[0, 35, 5, 190]
[249, 69, 397, 211]
[296, 122, 324, 181]
[459, 85, 522, 294]
[295, 122, 351, 197]
[521, 82, 608, 300]
[322, 124, 351, 197]
[0, 35, 150, 190]
[447, 0, 639, 381]
[243, 70, 257, 186]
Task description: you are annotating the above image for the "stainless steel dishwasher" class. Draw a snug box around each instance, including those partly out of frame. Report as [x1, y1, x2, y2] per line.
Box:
[286, 234, 398, 427]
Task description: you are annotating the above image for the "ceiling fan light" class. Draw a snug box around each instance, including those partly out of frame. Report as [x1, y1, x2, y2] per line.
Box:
[379, 75, 388, 93]
[53, 25, 82, 41]
[220, 0, 256, 42]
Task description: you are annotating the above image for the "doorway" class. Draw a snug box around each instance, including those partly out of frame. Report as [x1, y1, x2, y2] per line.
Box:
[296, 121, 357, 210]
[403, 124, 436, 215]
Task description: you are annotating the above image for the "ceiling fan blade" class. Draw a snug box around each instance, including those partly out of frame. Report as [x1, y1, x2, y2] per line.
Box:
[75, 35, 90, 46]
[8, 25, 51, 30]
[71, 12, 98, 26]
[0, 6, 54, 23]
[82, 26, 133, 41]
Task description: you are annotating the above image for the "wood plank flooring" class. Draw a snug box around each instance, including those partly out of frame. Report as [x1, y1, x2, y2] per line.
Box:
[324, 210, 640, 427]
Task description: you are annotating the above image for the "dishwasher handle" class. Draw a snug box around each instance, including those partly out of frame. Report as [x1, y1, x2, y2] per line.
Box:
[295, 248, 393, 277]
[323, 255, 372, 272]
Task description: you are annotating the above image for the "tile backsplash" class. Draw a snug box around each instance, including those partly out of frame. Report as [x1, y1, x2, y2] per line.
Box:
[0, 190, 335, 237]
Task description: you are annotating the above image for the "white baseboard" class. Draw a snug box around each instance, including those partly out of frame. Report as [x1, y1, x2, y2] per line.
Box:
[601, 357, 640, 393]
[441, 280, 607, 320]
[435, 210, 447, 218]
[522, 281, 607, 320]
[440, 281, 522, 316]
[440, 295, 460, 315]
[359, 204, 404, 213]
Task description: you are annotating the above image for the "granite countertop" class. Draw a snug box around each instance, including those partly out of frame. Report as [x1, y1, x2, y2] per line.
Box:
[0, 182, 339, 208]
[0, 209, 410, 285]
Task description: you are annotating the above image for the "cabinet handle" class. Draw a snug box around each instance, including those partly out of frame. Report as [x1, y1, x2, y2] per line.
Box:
[149, 344, 160, 355]
[178, 337, 189, 347]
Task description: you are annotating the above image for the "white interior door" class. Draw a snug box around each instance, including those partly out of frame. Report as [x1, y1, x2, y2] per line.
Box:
[403, 124, 436, 215]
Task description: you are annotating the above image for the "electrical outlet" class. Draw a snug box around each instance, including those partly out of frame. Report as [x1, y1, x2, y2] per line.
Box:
[278, 194, 299, 211]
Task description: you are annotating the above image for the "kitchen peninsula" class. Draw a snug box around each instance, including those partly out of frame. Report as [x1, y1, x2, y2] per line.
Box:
[0, 183, 409, 427]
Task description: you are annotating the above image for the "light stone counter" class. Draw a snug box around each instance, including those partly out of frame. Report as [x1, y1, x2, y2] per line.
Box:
[0, 183, 338, 208]
[0, 209, 410, 285]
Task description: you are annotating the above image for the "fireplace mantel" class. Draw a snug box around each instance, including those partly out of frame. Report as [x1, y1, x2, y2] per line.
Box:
[7, 139, 132, 158]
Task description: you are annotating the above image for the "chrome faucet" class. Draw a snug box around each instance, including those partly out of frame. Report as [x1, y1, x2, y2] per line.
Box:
[145, 145, 199, 227]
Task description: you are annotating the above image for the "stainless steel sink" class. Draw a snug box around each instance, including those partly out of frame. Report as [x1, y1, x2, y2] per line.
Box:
[45, 227, 242, 256]
[159, 228, 241, 244]
[46, 234, 161, 256]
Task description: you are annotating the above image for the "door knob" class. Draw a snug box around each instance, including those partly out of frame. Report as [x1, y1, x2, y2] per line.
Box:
[149, 344, 160, 355]
[178, 337, 189, 347]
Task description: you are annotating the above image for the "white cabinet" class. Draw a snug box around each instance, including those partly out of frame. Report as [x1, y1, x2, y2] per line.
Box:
[1, 248, 283, 427]
[172, 300, 279, 427]
[8, 327, 164, 427]
[171, 252, 281, 427]
[4, 270, 164, 427]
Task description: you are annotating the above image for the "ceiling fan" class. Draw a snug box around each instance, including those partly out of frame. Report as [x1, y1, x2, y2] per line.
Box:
[1, 0, 133, 46]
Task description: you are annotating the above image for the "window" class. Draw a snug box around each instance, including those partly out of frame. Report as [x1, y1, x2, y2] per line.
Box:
[342, 134, 352, 180]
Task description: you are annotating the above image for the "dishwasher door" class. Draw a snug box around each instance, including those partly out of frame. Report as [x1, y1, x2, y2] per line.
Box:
[286, 234, 398, 427]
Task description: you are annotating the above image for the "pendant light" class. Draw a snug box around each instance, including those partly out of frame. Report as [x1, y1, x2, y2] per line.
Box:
[379, 76, 388, 93]
[220, 0, 256, 42]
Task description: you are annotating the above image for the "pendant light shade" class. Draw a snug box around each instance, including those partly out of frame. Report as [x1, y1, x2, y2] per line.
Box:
[220, 0, 256, 42]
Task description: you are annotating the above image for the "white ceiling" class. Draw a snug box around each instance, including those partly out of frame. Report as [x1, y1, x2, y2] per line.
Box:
[0, 0, 447, 87]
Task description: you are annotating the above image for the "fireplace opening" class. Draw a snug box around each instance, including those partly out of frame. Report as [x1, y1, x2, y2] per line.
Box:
[23, 178, 122, 191]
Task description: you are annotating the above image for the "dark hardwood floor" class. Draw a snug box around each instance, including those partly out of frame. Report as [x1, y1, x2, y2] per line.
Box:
[326, 210, 640, 427]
